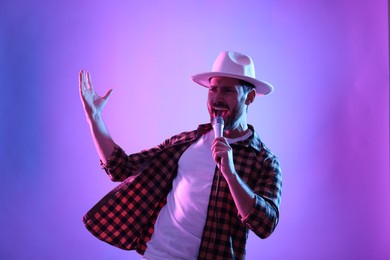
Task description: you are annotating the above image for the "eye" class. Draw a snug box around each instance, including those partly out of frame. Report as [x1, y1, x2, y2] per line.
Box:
[222, 88, 234, 93]
[209, 86, 217, 92]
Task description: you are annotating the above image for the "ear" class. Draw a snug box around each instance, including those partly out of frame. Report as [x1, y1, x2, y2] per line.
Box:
[245, 89, 256, 105]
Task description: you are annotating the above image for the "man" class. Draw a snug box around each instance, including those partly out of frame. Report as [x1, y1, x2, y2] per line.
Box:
[80, 51, 282, 259]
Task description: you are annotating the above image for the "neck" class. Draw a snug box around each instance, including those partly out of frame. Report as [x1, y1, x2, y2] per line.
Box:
[224, 122, 250, 139]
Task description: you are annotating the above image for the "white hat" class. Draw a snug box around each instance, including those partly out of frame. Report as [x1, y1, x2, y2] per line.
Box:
[192, 51, 273, 95]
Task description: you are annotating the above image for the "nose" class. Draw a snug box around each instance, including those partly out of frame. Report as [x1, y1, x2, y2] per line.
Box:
[212, 87, 224, 99]
[209, 93, 221, 107]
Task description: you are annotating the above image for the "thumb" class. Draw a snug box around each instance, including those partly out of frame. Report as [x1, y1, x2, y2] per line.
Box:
[102, 89, 114, 100]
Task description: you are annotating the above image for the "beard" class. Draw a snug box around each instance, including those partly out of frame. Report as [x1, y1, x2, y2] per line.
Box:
[223, 105, 246, 130]
[209, 100, 246, 131]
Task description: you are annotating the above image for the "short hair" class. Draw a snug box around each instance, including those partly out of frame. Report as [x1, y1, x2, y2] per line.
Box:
[239, 80, 255, 94]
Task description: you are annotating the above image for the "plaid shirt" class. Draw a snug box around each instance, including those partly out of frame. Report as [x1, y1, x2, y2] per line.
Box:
[83, 123, 282, 259]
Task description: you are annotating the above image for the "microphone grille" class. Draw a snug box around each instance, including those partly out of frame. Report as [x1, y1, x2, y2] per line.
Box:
[213, 116, 224, 125]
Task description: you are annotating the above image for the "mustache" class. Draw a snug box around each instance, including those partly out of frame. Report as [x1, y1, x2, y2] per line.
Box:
[212, 101, 229, 109]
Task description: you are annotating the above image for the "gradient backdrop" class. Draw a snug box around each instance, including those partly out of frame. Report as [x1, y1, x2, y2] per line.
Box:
[1, 0, 389, 259]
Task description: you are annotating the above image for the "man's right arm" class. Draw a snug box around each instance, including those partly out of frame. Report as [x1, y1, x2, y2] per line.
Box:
[79, 70, 114, 164]
[87, 113, 115, 165]
[79, 70, 174, 182]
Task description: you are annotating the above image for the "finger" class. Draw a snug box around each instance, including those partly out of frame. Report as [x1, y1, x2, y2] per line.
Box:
[102, 89, 114, 100]
[212, 139, 230, 151]
[87, 71, 93, 90]
[79, 70, 83, 92]
[213, 151, 224, 165]
[214, 137, 229, 145]
[79, 70, 88, 95]
[211, 143, 225, 157]
[82, 70, 88, 90]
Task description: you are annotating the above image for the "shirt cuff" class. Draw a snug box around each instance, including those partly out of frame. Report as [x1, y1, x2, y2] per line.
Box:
[99, 144, 122, 170]
[100, 159, 110, 170]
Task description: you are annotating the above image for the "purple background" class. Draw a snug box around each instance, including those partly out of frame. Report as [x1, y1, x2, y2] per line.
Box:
[1, 0, 389, 259]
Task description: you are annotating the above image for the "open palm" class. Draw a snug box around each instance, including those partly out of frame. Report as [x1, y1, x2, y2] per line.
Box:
[79, 70, 113, 118]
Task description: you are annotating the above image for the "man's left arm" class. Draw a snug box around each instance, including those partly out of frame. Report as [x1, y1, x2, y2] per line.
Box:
[212, 137, 282, 238]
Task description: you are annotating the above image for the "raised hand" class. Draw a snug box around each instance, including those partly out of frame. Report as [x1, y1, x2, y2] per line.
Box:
[79, 70, 113, 120]
[78, 70, 115, 162]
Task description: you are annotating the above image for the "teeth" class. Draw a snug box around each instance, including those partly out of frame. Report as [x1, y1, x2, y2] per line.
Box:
[213, 105, 228, 117]
[213, 106, 228, 110]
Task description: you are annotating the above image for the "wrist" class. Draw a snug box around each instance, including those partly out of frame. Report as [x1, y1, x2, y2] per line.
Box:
[224, 168, 238, 183]
[86, 111, 103, 124]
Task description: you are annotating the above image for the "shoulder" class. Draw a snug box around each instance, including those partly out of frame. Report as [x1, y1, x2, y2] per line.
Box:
[168, 129, 197, 145]
[250, 127, 281, 170]
[164, 123, 212, 146]
[260, 143, 279, 163]
[257, 143, 282, 177]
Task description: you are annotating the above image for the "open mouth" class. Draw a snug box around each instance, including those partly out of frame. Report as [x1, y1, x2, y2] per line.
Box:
[213, 106, 229, 118]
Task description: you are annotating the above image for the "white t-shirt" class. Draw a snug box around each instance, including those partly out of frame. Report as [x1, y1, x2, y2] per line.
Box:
[142, 130, 252, 260]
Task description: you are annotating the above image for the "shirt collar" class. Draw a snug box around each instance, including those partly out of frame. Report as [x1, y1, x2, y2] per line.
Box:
[196, 123, 263, 152]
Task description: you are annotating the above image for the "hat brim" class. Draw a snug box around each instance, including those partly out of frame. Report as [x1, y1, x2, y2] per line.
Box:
[191, 72, 274, 96]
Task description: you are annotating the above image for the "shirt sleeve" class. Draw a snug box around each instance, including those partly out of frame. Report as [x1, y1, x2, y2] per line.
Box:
[100, 139, 171, 182]
[239, 155, 282, 239]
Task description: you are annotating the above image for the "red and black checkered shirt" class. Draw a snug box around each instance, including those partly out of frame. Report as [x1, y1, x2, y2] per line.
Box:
[83, 123, 282, 259]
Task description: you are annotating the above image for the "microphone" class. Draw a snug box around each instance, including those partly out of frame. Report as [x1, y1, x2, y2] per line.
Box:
[212, 113, 224, 165]
[212, 113, 224, 138]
